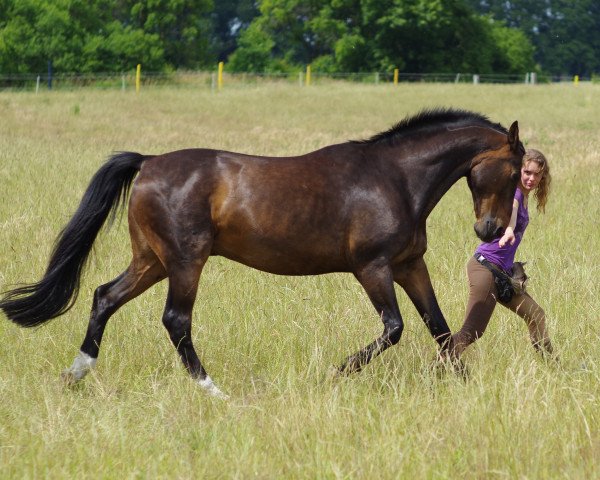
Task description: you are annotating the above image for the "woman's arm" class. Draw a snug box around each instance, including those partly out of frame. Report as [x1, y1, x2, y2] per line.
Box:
[498, 198, 519, 247]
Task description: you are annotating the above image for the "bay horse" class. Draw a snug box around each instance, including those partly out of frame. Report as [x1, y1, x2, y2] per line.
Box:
[0, 109, 524, 398]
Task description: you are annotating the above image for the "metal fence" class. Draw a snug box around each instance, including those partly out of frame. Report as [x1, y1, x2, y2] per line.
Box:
[0, 70, 591, 92]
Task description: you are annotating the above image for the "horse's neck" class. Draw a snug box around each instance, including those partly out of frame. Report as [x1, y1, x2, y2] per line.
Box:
[380, 138, 477, 221]
[415, 152, 472, 221]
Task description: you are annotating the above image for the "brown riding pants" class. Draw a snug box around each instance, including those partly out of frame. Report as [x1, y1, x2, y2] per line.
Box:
[451, 256, 553, 357]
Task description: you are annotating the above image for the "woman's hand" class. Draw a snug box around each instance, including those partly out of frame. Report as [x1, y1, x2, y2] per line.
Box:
[498, 227, 515, 248]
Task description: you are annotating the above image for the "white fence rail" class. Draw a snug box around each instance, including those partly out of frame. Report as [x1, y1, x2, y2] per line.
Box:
[0, 70, 591, 91]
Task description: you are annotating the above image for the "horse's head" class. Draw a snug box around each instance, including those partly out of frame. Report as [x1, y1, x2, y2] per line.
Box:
[468, 121, 525, 242]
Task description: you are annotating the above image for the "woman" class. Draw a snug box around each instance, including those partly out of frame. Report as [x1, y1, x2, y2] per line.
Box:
[451, 149, 554, 358]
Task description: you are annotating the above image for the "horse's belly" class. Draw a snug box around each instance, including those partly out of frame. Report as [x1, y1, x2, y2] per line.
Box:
[211, 230, 349, 275]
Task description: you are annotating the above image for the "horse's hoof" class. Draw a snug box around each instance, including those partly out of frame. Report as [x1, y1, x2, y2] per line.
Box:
[197, 376, 230, 400]
[61, 369, 80, 386]
[61, 351, 96, 386]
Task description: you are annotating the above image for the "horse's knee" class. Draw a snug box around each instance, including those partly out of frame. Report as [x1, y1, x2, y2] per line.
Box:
[162, 308, 189, 341]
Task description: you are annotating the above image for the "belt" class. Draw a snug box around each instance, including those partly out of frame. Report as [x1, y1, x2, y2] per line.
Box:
[474, 254, 509, 279]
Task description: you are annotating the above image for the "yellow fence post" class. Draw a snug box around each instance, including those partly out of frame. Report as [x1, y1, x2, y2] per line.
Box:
[574, 75, 579, 85]
[135, 64, 141, 94]
[306, 65, 311, 86]
[393, 68, 399, 85]
[218, 62, 224, 91]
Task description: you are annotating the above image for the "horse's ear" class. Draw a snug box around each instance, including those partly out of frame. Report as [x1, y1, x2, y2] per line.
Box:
[508, 121, 520, 151]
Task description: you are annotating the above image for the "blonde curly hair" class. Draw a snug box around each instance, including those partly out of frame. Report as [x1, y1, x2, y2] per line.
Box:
[523, 149, 551, 213]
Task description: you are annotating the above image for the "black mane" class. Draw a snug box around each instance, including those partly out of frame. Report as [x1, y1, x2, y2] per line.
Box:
[353, 108, 508, 145]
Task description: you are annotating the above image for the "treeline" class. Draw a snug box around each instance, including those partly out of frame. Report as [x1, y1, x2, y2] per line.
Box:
[466, 0, 600, 78]
[0, 0, 598, 77]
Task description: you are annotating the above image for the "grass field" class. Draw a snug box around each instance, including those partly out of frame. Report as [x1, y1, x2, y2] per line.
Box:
[1, 83, 599, 478]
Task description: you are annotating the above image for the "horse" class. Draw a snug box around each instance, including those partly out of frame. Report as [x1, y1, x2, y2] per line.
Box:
[0, 108, 524, 399]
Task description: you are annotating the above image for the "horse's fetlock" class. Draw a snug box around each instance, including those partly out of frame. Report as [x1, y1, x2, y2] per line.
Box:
[387, 323, 404, 344]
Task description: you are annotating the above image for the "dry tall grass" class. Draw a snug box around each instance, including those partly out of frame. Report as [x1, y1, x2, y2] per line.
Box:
[0, 83, 599, 478]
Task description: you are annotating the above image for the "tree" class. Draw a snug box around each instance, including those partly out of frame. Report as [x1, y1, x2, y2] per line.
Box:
[126, 0, 214, 69]
[488, 20, 536, 74]
[82, 22, 165, 72]
[210, 0, 259, 61]
[227, 23, 275, 72]
[0, 0, 548, 75]
[227, 0, 536, 74]
[0, 0, 213, 73]
[541, 0, 600, 77]
[227, 0, 309, 72]
[466, 0, 600, 76]
[0, 0, 103, 73]
[364, 0, 499, 73]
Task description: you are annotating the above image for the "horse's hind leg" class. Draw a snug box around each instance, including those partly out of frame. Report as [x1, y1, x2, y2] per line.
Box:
[62, 255, 166, 383]
[161, 258, 228, 399]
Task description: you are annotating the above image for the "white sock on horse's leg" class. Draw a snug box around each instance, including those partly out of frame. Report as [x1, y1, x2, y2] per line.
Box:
[197, 375, 229, 400]
[62, 350, 97, 383]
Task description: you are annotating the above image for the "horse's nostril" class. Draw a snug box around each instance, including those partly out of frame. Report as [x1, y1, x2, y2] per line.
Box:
[495, 226, 504, 237]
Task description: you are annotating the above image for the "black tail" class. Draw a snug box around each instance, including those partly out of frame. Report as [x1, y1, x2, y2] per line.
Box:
[0, 152, 148, 327]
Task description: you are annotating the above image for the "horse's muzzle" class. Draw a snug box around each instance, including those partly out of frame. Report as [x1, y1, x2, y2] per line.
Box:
[473, 218, 503, 243]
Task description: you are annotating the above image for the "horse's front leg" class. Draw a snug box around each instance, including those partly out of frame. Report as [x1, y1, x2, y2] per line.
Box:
[393, 257, 456, 358]
[337, 262, 404, 375]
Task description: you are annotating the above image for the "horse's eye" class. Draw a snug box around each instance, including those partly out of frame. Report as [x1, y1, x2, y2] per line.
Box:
[511, 172, 519, 181]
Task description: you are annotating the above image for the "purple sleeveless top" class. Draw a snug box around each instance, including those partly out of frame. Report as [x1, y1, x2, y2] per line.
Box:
[475, 188, 528, 272]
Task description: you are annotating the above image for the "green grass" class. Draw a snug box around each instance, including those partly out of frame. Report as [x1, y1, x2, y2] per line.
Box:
[1, 83, 599, 478]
